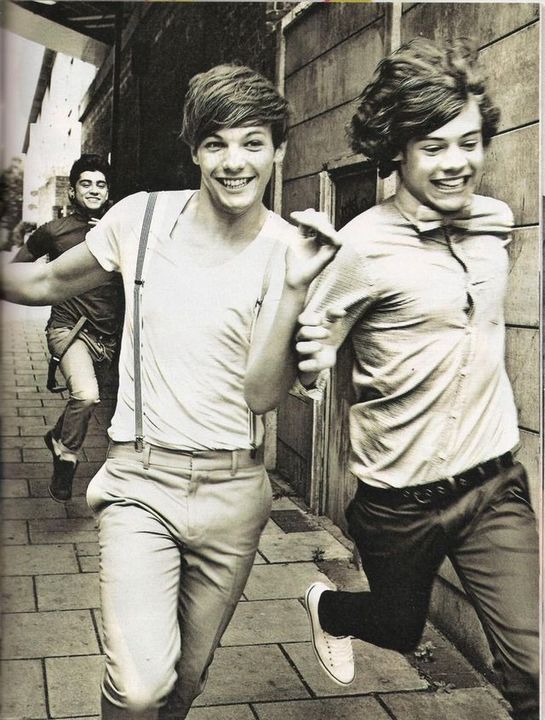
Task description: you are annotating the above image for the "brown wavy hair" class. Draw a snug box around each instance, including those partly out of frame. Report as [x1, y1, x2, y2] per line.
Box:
[349, 37, 500, 178]
[181, 64, 290, 150]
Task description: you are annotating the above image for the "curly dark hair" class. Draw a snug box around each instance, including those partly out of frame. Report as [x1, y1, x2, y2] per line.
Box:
[69, 154, 111, 188]
[181, 64, 290, 150]
[349, 37, 500, 178]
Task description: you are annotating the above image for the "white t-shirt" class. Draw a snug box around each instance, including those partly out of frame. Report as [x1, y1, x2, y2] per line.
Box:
[86, 190, 294, 451]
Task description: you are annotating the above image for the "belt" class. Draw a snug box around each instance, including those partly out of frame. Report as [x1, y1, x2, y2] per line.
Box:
[357, 452, 514, 507]
[108, 441, 262, 472]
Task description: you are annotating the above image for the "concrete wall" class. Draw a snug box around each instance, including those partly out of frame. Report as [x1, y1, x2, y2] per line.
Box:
[23, 53, 96, 224]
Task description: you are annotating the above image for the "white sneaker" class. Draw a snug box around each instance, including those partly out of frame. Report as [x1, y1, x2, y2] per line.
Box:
[304, 581, 355, 686]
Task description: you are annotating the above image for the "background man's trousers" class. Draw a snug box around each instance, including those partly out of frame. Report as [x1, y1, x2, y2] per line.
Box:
[87, 442, 273, 720]
[319, 461, 539, 720]
[47, 326, 115, 455]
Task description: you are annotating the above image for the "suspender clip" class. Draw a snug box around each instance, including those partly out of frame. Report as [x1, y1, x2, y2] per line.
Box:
[135, 436, 144, 452]
[135, 279, 145, 286]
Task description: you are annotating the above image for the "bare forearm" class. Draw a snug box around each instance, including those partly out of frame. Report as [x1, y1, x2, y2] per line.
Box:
[1, 246, 111, 305]
[244, 283, 307, 414]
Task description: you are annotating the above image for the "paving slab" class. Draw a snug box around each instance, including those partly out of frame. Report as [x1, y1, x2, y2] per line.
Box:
[0, 477, 30, 498]
[66, 498, 95, 518]
[2, 497, 68, 520]
[46, 655, 104, 718]
[30, 475, 91, 498]
[283, 641, 428, 697]
[0, 659, 47, 720]
[253, 696, 391, 720]
[2, 543, 78, 575]
[1, 575, 36, 612]
[76, 542, 100, 556]
[29, 517, 97, 544]
[36, 573, 100, 611]
[243, 562, 329, 600]
[2, 449, 22, 462]
[260, 519, 286, 537]
[259, 530, 352, 563]
[80, 556, 100, 573]
[381, 687, 512, 719]
[2, 519, 29, 545]
[193, 645, 309, 706]
[269, 509, 322, 533]
[185, 705, 255, 720]
[221, 599, 309, 646]
[2, 609, 99, 659]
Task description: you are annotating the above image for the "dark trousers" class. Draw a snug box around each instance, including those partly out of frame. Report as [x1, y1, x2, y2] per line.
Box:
[319, 461, 539, 720]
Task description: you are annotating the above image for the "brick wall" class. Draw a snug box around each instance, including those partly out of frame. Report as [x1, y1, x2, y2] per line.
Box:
[80, 2, 293, 199]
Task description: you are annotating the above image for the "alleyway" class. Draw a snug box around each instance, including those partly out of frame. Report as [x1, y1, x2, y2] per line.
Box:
[1, 303, 513, 720]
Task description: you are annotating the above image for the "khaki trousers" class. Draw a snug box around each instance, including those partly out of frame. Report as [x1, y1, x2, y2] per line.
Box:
[87, 442, 272, 719]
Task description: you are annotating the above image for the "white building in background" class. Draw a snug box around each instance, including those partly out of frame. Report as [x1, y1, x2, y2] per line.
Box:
[23, 50, 97, 225]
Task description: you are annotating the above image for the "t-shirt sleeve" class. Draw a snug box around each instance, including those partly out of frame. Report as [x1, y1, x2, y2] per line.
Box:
[26, 224, 53, 259]
[86, 192, 146, 272]
[304, 233, 375, 350]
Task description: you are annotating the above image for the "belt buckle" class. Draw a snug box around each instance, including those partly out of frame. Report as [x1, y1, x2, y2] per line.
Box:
[414, 486, 435, 505]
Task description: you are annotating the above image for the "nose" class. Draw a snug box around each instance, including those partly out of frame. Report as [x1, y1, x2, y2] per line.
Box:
[222, 145, 245, 173]
[439, 143, 467, 172]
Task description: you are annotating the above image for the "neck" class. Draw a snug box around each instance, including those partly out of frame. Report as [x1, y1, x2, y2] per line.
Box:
[191, 188, 268, 244]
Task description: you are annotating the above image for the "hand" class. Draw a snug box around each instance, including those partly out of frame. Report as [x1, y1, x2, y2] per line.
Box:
[296, 306, 346, 379]
[286, 209, 342, 291]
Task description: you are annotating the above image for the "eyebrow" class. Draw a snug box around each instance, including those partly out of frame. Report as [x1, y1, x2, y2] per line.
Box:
[418, 129, 482, 142]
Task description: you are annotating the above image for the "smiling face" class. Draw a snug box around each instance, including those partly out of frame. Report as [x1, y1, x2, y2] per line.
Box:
[72, 171, 109, 214]
[192, 125, 285, 217]
[397, 98, 485, 215]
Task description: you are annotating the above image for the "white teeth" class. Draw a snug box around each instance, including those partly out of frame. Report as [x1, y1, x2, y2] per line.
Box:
[434, 178, 466, 190]
[218, 178, 251, 189]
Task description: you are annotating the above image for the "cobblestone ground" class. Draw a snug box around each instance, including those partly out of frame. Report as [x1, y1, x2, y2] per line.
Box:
[1, 303, 512, 720]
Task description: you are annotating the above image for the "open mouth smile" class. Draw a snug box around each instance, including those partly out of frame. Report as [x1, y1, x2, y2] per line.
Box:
[216, 177, 253, 190]
[431, 177, 470, 192]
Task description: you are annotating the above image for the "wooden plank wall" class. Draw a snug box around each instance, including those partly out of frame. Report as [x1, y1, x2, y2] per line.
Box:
[277, 3, 388, 518]
[277, 3, 541, 521]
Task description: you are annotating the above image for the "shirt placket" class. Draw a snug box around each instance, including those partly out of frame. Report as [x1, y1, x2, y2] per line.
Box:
[433, 227, 477, 469]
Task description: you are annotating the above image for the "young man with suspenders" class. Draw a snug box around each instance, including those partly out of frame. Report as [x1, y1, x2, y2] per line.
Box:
[2, 64, 339, 719]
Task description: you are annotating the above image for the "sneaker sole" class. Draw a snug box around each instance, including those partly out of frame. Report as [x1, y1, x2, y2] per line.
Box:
[304, 585, 354, 687]
[47, 485, 70, 504]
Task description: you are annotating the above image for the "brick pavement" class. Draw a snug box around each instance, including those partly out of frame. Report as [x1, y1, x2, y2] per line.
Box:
[1, 304, 512, 720]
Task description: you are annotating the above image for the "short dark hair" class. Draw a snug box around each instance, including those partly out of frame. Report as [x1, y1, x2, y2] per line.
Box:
[181, 64, 290, 150]
[349, 38, 500, 178]
[69, 154, 111, 188]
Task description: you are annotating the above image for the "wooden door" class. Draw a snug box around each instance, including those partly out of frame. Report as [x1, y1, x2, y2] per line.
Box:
[320, 164, 377, 531]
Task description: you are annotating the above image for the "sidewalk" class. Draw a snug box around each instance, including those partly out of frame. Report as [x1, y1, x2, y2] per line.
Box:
[1, 303, 512, 720]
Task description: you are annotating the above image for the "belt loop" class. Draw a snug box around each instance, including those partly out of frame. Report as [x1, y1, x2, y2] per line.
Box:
[143, 443, 151, 470]
[231, 450, 238, 477]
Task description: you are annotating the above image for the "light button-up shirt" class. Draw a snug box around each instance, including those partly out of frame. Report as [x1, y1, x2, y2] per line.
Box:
[305, 192, 519, 488]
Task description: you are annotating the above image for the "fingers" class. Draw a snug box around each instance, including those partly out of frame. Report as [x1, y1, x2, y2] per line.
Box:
[325, 306, 347, 323]
[290, 209, 341, 247]
[297, 306, 346, 330]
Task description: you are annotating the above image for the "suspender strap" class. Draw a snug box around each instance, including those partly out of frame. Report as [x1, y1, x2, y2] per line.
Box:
[248, 240, 286, 456]
[133, 192, 158, 451]
[46, 315, 88, 393]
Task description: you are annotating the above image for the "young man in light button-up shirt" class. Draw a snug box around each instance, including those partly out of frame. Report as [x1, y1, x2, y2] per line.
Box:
[247, 38, 538, 720]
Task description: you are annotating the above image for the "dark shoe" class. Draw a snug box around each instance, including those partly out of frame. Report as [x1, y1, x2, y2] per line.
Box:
[44, 430, 77, 503]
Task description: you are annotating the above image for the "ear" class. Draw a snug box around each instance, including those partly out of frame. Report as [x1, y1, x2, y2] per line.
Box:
[191, 148, 200, 166]
[274, 141, 287, 163]
[392, 151, 403, 162]
[68, 187, 75, 199]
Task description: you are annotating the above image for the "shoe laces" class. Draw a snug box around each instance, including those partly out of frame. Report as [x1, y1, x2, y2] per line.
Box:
[324, 632, 353, 664]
